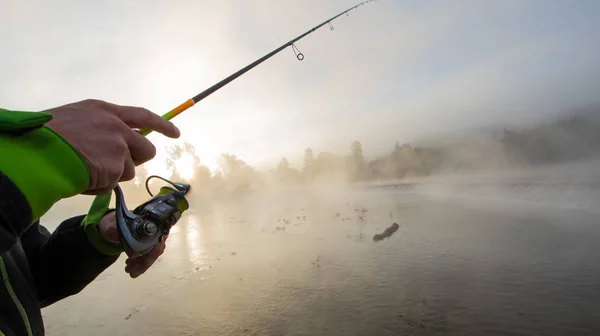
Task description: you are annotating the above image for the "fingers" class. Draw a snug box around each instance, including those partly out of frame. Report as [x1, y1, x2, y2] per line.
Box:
[44, 99, 182, 195]
[121, 155, 136, 182]
[125, 258, 145, 278]
[108, 103, 180, 138]
[125, 240, 167, 278]
[116, 138, 136, 181]
[98, 211, 120, 243]
[124, 130, 157, 166]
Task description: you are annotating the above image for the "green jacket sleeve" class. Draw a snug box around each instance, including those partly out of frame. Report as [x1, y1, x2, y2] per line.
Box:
[0, 107, 123, 256]
[0, 108, 90, 222]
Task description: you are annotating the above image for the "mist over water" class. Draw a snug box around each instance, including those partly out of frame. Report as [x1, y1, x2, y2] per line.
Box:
[43, 183, 600, 335]
[3, 0, 599, 333]
[39, 108, 600, 335]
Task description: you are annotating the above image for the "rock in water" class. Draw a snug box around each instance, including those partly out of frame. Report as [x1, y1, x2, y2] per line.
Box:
[373, 223, 399, 241]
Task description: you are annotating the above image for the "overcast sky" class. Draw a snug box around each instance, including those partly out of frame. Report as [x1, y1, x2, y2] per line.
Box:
[2, 0, 600, 171]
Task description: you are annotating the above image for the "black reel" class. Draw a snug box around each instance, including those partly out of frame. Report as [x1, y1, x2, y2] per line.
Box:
[114, 175, 191, 258]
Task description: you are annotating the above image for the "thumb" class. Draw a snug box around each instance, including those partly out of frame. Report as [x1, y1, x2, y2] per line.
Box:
[99, 211, 120, 243]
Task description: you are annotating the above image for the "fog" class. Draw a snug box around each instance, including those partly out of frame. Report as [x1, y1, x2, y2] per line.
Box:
[42, 102, 600, 226]
[3, 0, 600, 169]
[4, 0, 600, 334]
[40, 105, 600, 334]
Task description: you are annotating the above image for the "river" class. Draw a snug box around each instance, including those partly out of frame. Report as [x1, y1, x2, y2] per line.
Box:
[41, 183, 600, 335]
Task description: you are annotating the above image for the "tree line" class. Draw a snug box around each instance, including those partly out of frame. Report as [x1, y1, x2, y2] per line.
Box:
[120, 109, 600, 201]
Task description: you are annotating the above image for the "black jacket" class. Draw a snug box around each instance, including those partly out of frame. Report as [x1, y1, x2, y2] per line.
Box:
[0, 172, 119, 336]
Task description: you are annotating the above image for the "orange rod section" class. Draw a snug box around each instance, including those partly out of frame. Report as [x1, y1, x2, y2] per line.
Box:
[139, 98, 196, 136]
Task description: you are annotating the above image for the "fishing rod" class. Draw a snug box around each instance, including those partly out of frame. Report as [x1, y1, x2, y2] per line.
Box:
[139, 0, 377, 136]
[104, 1, 377, 259]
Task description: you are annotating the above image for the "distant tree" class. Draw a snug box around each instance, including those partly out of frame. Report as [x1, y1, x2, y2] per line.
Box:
[218, 153, 247, 177]
[278, 157, 290, 170]
[349, 141, 365, 181]
[165, 144, 184, 173]
[274, 157, 302, 186]
[392, 143, 421, 178]
[164, 142, 204, 180]
[304, 148, 314, 170]
[310, 151, 346, 183]
[217, 153, 260, 196]
[192, 164, 212, 187]
[315, 152, 336, 175]
[351, 141, 364, 164]
[303, 148, 315, 183]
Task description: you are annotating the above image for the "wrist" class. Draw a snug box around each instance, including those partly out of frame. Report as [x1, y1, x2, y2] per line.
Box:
[0, 109, 90, 221]
[81, 193, 123, 256]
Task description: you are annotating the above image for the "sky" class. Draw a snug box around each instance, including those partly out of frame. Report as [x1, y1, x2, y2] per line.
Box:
[2, 0, 600, 173]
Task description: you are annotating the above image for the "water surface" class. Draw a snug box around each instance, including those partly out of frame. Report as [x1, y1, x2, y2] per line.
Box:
[43, 185, 600, 335]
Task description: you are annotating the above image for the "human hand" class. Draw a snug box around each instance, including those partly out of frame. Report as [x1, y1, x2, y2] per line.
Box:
[99, 211, 168, 278]
[45, 99, 180, 195]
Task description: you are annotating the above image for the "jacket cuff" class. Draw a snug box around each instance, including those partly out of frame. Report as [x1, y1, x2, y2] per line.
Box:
[0, 109, 90, 222]
[81, 193, 124, 256]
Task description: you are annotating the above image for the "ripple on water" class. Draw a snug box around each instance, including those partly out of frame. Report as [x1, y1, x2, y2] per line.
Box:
[44, 188, 600, 335]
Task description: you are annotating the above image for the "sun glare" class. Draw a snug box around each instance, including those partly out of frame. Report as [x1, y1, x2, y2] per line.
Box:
[176, 154, 195, 180]
[141, 131, 222, 182]
[142, 150, 217, 182]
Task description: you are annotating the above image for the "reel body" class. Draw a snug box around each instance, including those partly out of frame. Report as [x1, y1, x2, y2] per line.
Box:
[114, 176, 191, 258]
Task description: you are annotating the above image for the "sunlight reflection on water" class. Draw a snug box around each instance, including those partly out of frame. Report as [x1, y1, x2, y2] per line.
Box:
[43, 187, 600, 336]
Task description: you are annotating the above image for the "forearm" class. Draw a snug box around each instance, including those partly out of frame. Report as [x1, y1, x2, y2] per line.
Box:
[1, 108, 126, 306]
[21, 216, 121, 307]
[0, 172, 35, 252]
[0, 108, 90, 252]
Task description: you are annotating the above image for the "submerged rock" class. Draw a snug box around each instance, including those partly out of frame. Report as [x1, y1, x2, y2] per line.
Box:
[373, 223, 399, 241]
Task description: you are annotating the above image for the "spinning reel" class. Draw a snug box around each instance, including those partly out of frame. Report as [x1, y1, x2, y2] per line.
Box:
[113, 175, 191, 258]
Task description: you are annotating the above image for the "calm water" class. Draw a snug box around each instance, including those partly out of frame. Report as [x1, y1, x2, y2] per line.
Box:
[42, 185, 600, 335]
